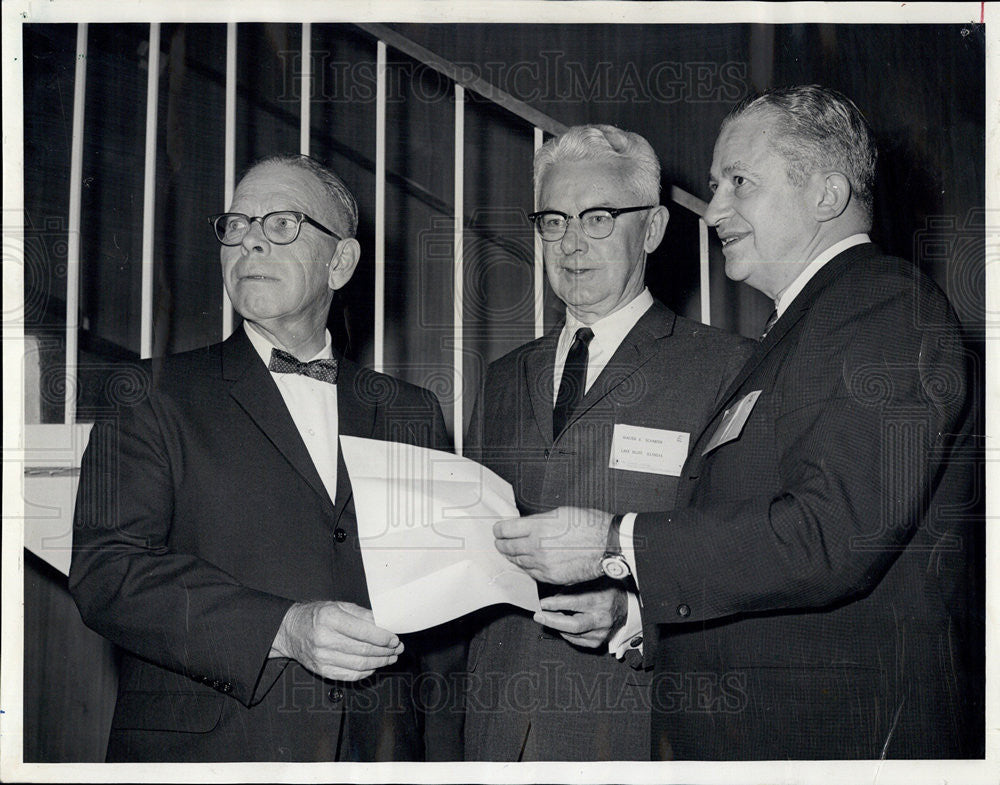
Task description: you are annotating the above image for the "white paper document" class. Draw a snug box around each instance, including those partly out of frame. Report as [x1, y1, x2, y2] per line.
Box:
[340, 436, 540, 633]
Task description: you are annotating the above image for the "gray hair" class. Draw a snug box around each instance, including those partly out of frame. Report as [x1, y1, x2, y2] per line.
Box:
[725, 85, 877, 221]
[245, 154, 359, 237]
[533, 124, 661, 205]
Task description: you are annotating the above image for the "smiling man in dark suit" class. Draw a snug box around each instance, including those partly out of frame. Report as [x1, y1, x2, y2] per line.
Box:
[463, 125, 750, 761]
[69, 154, 461, 762]
[493, 87, 982, 759]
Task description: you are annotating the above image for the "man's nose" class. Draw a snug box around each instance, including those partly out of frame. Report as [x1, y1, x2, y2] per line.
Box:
[559, 219, 588, 255]
[241, 218, 269, 254]
[702, 189, 727, 228]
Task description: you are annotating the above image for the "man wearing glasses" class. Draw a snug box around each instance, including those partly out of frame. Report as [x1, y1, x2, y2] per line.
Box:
[69, 155, 462, 762]
[491, 87, 982, 759]
[463, 125, 751, 761]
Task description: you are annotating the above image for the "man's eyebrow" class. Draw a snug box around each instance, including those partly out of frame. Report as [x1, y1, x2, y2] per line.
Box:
[720, 161, 754, 178]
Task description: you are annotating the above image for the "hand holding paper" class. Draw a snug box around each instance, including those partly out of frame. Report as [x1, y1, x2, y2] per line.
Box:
[493, 505, 612, 585]
[270, 600, 403, 681]
[340, 436, 540, 633]
[534, 584, 628, 649]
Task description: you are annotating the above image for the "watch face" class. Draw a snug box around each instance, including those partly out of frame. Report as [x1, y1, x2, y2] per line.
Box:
[601, 554, 630, 580]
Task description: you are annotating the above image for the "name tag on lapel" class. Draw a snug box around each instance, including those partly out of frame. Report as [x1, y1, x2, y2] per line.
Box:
[609, 424, 689, 476]
[701, 390, 762, 456]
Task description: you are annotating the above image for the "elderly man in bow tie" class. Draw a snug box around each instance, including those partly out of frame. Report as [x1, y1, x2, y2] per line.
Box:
[70, 155, 462, 763]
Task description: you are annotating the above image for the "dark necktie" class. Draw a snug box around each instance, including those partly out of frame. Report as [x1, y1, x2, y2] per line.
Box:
[759, 309, 779, 341]
[268, 348, 339, 385]
[553, 327, 594, 440]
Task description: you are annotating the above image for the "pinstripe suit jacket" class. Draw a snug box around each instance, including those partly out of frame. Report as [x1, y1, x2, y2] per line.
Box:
[463, 300, 751, 760]
[634, 245, 982, 759]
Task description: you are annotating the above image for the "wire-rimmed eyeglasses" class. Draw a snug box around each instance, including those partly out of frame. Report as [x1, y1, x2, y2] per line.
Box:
[208, 211, 342, 246]
[528, 205, 654, 241]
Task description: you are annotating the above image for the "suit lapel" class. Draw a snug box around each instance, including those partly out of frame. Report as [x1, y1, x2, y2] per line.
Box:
[332, 358, 378, 524]
[523, 328, 561, 444]
[563, 301, 677, 432]
[707, 299, 808, 417]
[690, 243, 879, 457]
[223, 329, 337, 515]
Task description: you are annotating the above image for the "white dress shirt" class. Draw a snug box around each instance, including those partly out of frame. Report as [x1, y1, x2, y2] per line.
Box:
[553, 288, 654, 401]
[617, 234, 871, 653]
[551, 289, 653, 658]
[245, 322, 340, 505]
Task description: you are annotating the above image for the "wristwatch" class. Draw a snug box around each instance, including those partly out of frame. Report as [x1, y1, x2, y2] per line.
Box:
[600, 513, 631, 580]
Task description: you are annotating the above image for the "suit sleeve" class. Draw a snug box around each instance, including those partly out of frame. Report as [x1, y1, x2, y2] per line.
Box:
[634, 282, 972, 626]
[68, 394, 295, 708]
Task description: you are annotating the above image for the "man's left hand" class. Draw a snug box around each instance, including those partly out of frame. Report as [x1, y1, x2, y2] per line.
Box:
[533, 585, 627, 648]
[493, 506, 611, 585]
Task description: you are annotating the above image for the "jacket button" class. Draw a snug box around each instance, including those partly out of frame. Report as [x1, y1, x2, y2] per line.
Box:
[334, 529, 347, 543]
[676, 604, 690, 618]
[629, 635, 643, 648]
[328, 687, 344, 703]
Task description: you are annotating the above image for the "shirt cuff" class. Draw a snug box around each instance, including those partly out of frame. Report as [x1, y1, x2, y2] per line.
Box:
[608, 589, 644, 659]
[619, 512, 639, 588]
[609, 512, 642, 659]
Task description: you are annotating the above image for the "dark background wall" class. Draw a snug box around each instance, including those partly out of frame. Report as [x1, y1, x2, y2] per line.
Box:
[20, 21, 985, 761]
[390, 23, 985, 337]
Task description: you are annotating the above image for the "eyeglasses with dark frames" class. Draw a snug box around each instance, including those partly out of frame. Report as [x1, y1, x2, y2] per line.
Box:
[528, 205, 654, 241]
[208, 211, 343, 246]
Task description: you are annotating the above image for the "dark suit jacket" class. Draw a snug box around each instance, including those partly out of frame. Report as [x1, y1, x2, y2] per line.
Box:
[463, 300, 752, 760]
[634, 245, 982, 759]
[69, 328, 463, 762]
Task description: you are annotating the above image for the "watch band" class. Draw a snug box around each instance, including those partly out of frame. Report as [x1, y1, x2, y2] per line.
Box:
[601, 513, 630, 580]
[606, 513, 625, 555]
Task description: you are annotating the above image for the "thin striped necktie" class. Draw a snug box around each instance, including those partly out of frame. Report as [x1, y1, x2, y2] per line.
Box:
[268, 348, 339, 385]
[553, 327, 594, 439]
[759, 309, 779, 341]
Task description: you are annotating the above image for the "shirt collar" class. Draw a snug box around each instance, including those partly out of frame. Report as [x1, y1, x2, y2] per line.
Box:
[564, 288, 654, 344]
[244, 322, 334, 365]
[774, 234, 870, 317]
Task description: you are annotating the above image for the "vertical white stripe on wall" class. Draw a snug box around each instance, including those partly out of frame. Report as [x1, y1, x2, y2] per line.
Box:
[300, 23, 311, 156]
[374, 40, 387, 373]
[453, 84, 465, 456]
[533, 127, 544, 339]
[140, 23, 160, 360]
[222, 23, 237, 339]
[699, 218, 711, 326]
[65, 23, 88, 424]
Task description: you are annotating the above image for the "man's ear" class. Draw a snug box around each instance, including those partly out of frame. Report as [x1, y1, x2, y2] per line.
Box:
[643, 205, 669, 254]
[327, 238, 361, 290]
[814, 172, 851, 222]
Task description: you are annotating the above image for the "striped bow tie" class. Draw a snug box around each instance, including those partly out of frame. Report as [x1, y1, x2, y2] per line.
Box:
[268, 348, 339, 385]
